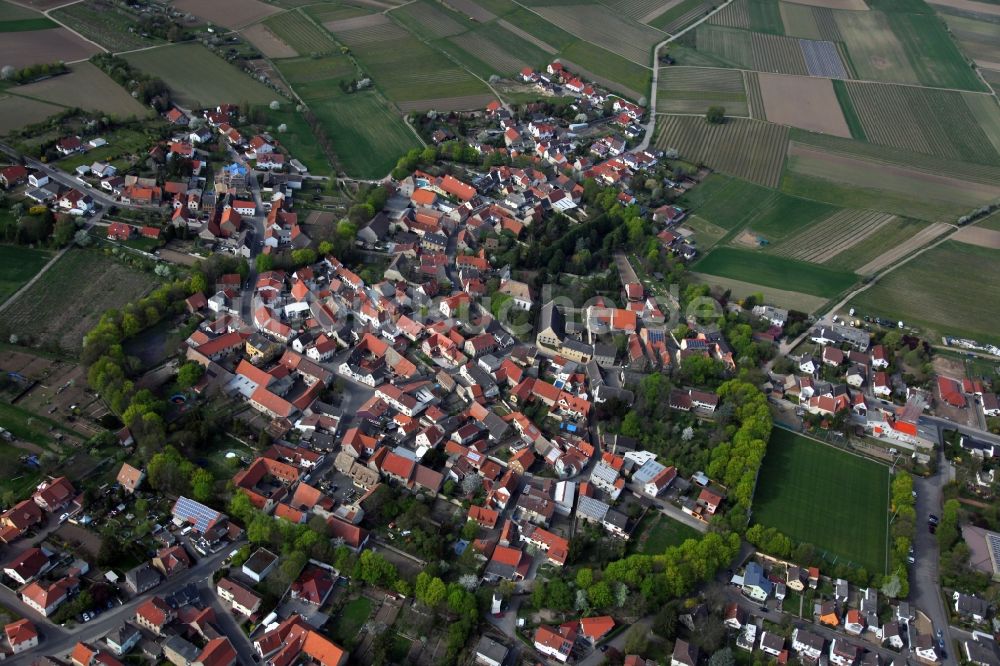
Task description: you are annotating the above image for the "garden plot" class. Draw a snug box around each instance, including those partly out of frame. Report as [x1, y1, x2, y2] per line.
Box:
[772, 209, 895, 263]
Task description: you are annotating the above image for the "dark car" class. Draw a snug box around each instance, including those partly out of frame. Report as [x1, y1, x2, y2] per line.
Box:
[928, 514, 939, 525]
[929, 524, 936, 534]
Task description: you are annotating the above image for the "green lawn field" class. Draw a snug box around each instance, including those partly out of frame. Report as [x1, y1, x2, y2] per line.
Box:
[629, 512, 701, 555]
[753, 428, 889, 573]
[693, 247, 856, 298]
[0, 244, 51, 305]
[849, 241, 1000, 346]
[125, 43, 276, 107]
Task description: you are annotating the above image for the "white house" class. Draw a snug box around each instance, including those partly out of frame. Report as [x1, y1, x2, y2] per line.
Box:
[792, 628, 825, 661]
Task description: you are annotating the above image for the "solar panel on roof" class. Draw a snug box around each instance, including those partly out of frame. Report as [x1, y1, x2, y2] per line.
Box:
[173, 496, 222, 533]
[647, 330, 665, 343]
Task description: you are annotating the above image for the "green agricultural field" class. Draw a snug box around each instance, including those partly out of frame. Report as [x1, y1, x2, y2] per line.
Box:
[694, 247, 857, 298]
[939, 11, 1000, 66]
[831, 79, 866, 140]
[125, 43, 276, 107]
[0, 0, 55, 30]
[0, 245, 51, 304]
[329, 17, 490, 106]
[849, 241, 1000, 345]
[275, 54, 419, 177]
[559, 41, 651, 97]
[885, 12, 986, 91]
[678, 174, 774, 230]
[306, 90, 421, 177]
[977, 211, 1000, 231]
[753, 429, 889, 574]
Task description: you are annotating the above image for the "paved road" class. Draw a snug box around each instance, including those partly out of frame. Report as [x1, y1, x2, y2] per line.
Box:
[204, 581, 260, 665]
[636, 0, 738, 153]
[911, 451, 956, 666]
[4, 542, 241, 664]
[920, 415, 1000, 447]
[0, 143, 128, 211]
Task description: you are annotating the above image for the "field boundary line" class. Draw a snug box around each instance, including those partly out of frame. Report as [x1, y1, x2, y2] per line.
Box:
[654, 111, 751, 118]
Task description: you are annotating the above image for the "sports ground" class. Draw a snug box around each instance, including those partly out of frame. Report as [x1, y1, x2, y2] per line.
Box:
[752, 428, 889, 573]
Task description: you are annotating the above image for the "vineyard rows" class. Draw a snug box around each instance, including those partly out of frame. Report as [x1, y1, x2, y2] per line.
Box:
[844, 82, 1000, 166]
[773, 210, 896, 263]
[656, 115, 789, 187]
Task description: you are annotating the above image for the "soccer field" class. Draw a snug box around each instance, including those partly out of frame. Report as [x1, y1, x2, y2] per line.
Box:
[753, 428, 889, 573]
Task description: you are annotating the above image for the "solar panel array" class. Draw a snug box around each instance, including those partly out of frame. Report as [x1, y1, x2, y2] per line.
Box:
[986, 532, 1000, 575]
[173, 496, 223, 533]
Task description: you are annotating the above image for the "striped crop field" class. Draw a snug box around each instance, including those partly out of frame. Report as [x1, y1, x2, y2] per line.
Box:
[391, 0, 469, 38]
[745, 70, 765, 118]
[772, 209, 896, 263]
[442, 27, 545, 77]
[752, 31, 807, 74]
[656, 66, 748, 115]
[655, 115, 789, 187]
[842, 82, 1000, 166]
[265, 10, 336, 54]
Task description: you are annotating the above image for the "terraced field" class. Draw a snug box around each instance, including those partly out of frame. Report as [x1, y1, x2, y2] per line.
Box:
[841, 82, 1000, 165]
[265, 9, 337, 54]
[772, 209, 896, 263]
[531, 4, 664, 63]
[656, 66, 749, 115]
[656, 115, 789, 187]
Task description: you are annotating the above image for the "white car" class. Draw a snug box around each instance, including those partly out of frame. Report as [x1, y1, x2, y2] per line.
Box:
[58, 512, 69, 523]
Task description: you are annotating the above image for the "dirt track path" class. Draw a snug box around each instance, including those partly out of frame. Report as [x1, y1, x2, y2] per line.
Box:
[855, 222, 951, 275]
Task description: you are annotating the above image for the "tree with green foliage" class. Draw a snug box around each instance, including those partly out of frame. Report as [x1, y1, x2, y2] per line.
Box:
[706, 106, 725, 124]
[190, 468, 215, 502]
[354, 550, 398, 588]
[176, 362, 204, 389]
